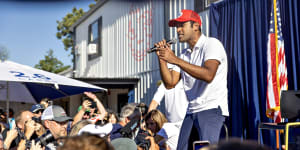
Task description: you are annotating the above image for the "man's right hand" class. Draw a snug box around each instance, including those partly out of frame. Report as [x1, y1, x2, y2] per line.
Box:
[3, 128, 18, 149]
[154, 39, 180, 89]
[155, 40, 178, 64]
[6, 128, 18, 140]
[84, 92, 98, 101]
[82, 100, 91, 111]
[30, 140, 43, 150]
[24, 120, 36, 139]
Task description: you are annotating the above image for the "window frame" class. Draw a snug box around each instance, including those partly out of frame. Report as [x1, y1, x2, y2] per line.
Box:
[88, 16, 102, 60]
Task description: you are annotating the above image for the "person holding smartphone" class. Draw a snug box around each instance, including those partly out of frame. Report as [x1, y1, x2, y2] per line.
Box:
[72, 92, 107, 126]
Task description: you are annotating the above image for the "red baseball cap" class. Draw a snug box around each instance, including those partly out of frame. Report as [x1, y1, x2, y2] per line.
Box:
[168, 9, 202, 27]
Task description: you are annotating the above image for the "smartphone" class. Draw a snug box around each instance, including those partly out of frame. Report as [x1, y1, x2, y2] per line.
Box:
[193, 140, 210, 150]
[48, 100, 53, 106]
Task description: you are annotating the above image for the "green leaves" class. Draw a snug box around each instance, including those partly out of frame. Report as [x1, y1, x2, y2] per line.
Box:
[34, 49, 70, 73]
[56, 7, 85, 52]
[55, 0, 98, 64]
[0, 45, 9, 61]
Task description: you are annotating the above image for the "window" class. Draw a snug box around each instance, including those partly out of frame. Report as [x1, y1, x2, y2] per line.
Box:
[90, 22, 98, 42]
[88, 17, 102, 60]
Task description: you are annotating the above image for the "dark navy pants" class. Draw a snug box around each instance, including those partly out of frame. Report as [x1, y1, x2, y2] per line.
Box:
[176, 107, 225, 150]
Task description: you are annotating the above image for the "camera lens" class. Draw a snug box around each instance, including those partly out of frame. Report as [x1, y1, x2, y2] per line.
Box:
[35, 130, 55, 146]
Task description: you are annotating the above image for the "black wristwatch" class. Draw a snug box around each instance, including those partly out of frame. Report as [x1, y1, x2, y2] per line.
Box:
[25, 139, 32, 149]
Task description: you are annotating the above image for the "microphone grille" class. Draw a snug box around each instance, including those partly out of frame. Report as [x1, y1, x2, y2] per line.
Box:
[169, 37, 177, 44]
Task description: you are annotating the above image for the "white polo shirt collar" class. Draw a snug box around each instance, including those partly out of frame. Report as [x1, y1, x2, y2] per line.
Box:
[186, 34, 206, 54]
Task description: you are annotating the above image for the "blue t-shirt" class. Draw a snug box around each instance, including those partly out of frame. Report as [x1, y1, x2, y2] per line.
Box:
[110, 123, 123, 141]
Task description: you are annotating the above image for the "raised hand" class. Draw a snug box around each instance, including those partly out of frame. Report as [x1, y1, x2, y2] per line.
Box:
[6, 128, 18, 140]
[82, 100, 91, 111]
[84, 92, 98, 101]
[30, 140, 43, 150]
[84, 91, 107, 117]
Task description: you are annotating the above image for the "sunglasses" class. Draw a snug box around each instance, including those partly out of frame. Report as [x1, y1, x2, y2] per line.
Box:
[34, 110, 43, 114]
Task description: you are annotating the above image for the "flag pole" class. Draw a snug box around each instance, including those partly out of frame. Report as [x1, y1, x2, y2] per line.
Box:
[272, 0, 281, 149]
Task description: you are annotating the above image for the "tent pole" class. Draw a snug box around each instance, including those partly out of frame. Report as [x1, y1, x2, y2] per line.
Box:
[6, 81, 9, 125]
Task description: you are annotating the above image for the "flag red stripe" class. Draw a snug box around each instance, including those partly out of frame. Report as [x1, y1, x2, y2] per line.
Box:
[270, 34, 280, 107]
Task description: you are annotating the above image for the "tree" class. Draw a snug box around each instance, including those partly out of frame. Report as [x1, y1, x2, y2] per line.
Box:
[0, 45, 9, 61]
[35, 49, 70, 73]
[56, 7, 85, 54]
[56, 0, 98, 55]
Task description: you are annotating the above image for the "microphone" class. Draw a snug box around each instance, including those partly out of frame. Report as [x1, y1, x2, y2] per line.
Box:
[147, 38, 177, 53]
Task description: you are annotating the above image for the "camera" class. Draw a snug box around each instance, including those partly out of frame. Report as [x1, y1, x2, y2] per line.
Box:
[35, 130, 55, 147]
[120, 118, 151, 150]
[82, 95, 97, 109]
[120, 118, 140, 138]
[135, 130, 151, 150]
[25, 130, 55, 149]
[32, 117, 42, 124]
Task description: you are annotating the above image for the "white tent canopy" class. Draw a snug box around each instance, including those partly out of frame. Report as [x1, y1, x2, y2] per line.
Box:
[0, 60, 106, 103]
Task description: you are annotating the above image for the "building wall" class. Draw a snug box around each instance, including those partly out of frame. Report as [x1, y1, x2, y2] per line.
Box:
[73, 0, 209, 105]
[107, 88, 127, 113]
[68, 94, 81, 117]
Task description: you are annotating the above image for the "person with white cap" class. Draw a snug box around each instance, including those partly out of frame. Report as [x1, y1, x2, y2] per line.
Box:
[41, 105, 72, 150]
[77, 123, 113, 139]
[155, 9, 229, 150]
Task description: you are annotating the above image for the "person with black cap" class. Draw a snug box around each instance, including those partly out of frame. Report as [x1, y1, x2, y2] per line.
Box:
[155, 9, 228, 150]
[41, 105, 72, 150]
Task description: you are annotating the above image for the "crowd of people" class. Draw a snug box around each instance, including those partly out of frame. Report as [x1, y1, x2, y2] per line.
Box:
[0, 92, 272, 150]
[0, 9, 273, 150]
[0, 91, 184, 150]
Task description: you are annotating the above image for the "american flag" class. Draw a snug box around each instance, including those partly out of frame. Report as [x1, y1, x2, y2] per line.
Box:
[266, 0, 288, 123]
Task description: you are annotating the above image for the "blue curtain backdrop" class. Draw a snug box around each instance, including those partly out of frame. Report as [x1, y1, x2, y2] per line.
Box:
[209, 0, 300, 145]
[278, 0, 300, 90]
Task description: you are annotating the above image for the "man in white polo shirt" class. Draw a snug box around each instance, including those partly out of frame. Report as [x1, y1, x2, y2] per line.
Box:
[154, 9, 228, 150]
[148, 64, 188, 150]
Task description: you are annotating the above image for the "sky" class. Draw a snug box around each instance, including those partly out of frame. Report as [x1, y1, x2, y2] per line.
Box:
[0, 0, 94, 67]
